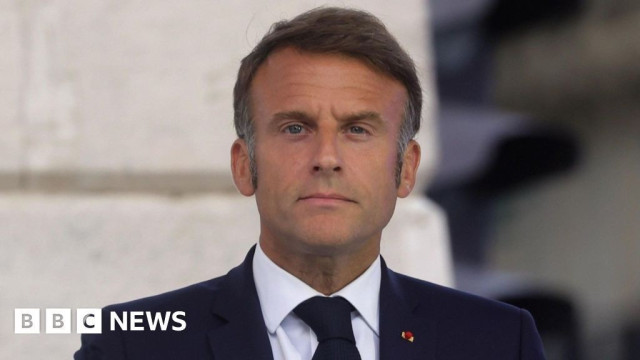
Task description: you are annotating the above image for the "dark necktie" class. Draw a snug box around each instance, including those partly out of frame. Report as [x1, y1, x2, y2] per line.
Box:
[294, 296, 362, 360]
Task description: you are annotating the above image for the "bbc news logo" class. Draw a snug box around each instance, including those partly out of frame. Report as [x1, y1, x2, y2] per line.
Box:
[15, 308, 100, 334]
[15, 308, 186, 334]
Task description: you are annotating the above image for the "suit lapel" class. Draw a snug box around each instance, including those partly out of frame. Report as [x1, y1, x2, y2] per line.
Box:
[204, 249, 438, 360]
[379, 258, 437, 360]
[207, 246, 274, 360]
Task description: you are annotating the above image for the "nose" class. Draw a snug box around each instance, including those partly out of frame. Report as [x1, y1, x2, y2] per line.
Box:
[312, 129, 342, 174]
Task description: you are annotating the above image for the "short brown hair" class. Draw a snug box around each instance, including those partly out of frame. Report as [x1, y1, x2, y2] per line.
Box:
[233, 7, 422, 186]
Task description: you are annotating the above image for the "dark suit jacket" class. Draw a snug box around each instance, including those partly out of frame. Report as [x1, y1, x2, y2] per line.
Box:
[75, 246, 546, 359]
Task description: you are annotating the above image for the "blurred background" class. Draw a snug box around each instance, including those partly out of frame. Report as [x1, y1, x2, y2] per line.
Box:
[427, 0, 640, 359]
[1, 0, 638, 359]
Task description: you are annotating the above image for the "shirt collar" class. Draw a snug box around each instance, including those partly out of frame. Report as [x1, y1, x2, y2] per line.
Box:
[252, 243, 381, 336]
[333, 254, 381, 336]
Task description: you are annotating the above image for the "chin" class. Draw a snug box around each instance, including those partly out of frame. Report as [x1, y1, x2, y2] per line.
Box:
[297, 231, 371, 257]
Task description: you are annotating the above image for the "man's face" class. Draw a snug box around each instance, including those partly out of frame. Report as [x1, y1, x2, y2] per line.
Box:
[231, 47, 420, 261]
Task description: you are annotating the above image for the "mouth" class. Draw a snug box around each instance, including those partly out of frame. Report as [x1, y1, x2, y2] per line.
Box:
[298, 193, 356, 204]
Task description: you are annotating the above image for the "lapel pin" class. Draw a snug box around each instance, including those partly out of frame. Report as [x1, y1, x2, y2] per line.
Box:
[401, 330, 414, 342]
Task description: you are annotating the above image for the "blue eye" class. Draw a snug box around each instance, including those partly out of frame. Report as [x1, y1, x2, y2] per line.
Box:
[349, 126, 367, 134]
[285, 124, 304, 134]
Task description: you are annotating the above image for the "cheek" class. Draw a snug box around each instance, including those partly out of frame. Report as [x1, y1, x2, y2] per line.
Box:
[371, 143, 397, 172]
[255, 142, 307, 188]
[348, 147, 397, 186]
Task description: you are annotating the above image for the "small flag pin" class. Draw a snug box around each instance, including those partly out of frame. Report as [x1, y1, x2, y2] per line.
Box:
[401, 330, 414, 342]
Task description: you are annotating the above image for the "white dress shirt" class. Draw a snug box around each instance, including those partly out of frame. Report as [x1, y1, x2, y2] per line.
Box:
[253, 243, 381, 360]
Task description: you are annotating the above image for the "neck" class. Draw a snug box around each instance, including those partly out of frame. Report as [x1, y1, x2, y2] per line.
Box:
[259, 239, 379, 295]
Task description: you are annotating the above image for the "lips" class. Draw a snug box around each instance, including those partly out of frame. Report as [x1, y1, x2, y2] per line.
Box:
[298, 193, 355, 203]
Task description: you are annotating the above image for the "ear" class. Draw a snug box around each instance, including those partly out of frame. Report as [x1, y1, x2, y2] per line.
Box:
[397, 140, 421, 198]
[230, 138, 255, 196]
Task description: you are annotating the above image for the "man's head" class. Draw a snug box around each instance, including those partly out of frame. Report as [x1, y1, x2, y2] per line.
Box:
[233, 7, 422, 188]
[230, 7, 422, 266]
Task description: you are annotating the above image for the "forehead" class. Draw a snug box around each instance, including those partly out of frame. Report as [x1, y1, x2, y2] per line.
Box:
[249, 47, 407, 120]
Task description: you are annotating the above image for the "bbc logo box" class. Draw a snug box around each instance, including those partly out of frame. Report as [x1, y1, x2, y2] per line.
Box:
[14, 308, 40, 334]
[76, 308, 102, 334]
[15, 308, 101, 334]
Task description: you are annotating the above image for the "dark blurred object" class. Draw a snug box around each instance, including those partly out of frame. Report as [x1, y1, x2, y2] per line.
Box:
[475, 128, 580, 194]
[428, 0, 583, 273]
[431, 0, 494, 104]
[429, 1, 586, 359]
[500, 292, 581, 360]
[428, 126, 580, 265]
[431, 0, 584, 104]
[486, 0, 584, 37]
[624, 321, 640, 360]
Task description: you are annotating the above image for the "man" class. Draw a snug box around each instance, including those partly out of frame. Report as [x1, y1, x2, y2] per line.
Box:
[75, 7, 546, 360]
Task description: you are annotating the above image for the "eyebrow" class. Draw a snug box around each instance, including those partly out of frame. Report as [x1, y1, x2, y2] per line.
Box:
[270, 110, 314, 124]
[339, 111, 383, 124]
[270, 110, 384, 125]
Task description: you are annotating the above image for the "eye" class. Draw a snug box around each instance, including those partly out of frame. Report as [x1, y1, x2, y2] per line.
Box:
[284, 124, 304, 134]
[348, 125, 368, 135]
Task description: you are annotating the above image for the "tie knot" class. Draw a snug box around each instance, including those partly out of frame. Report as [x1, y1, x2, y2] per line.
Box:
[294, 296, 356, 343]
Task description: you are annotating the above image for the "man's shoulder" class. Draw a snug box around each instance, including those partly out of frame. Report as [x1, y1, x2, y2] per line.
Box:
[389, 269, 522, 320]
[388, 270, 546, 358]
[75, 275, 233, 360]
[74, 261, 256, 360]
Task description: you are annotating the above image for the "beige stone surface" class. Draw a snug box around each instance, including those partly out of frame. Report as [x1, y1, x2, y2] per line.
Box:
[0, 0, 23, 188]
[3, 0, 437, 192]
